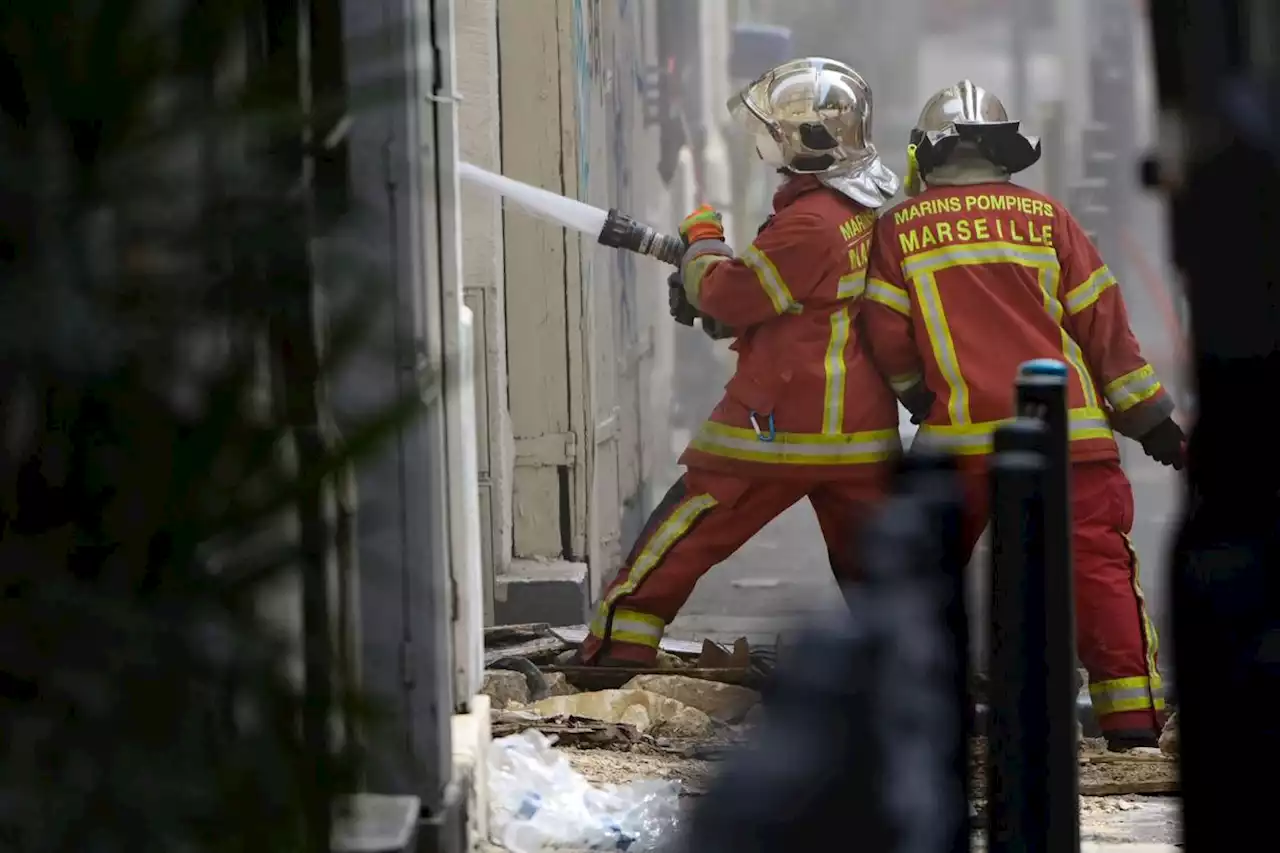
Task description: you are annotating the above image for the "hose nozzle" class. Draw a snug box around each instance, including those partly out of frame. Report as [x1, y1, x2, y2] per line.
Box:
[597, 208, 685, 266]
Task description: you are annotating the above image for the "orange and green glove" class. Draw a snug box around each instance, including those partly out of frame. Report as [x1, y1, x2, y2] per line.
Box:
[679, 204, 726, 244]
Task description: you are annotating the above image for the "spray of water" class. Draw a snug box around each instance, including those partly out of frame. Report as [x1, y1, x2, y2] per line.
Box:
[458, 161, 610, 238]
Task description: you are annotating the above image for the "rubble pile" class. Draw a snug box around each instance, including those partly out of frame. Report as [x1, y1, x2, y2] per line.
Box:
[481, 624, 1181, 819]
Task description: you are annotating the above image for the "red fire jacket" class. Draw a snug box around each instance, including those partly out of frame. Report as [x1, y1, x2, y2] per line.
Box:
[862, 182, 1174, 461]
[676, 175, 901, 479]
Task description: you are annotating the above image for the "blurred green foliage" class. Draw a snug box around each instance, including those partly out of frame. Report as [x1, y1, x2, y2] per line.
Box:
[0, 1, 415, 851]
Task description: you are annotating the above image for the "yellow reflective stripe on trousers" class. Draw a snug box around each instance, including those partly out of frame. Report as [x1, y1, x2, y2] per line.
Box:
[742, 245, 795, 313]
[837, 269, 866, 300]
[1064, 264, 1117, 315]
[822, 307, 851, 433]
[915, 406, 1114, 455]
[890, 373, 923, 394]
[1125, 531, 1163, 711]
[1037, 264, 1101, 410]
[1090, 675, 1166, 716]
[688, 422, 899, 465]
[589, 607, 665, 649]
[913, 272, 971, 423]
[603, 494, 718, 610]
[684, 253, 727, 308]
[902, 241, 1057, 278]
[865, 276, 911, 315]
[1104, 364, 1162, 412]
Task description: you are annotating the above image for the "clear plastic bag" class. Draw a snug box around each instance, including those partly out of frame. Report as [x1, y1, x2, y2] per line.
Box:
[488, 729, 681, 852]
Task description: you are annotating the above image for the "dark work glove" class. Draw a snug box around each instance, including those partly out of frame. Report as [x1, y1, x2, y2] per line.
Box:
[1139, 416, 1186, 470]
[668, 269, 698, 326]
[701, 316, 735, 340]
[900, 383, 936, 426]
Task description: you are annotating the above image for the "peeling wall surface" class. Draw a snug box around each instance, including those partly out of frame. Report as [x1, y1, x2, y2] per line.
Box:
[569, 0, 672, 593]
[457, 0, 511, 623]
[459, 0, 675, 614]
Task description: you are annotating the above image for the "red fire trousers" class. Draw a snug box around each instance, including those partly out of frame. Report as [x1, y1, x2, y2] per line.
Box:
[958, 457, 1165, 738]
[579, 465, 888, 667]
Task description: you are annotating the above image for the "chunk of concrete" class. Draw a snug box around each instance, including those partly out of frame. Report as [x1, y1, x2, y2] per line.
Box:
[622, 674, 761, 723]
[1158, 711, 1178, 756]
[528, 688, 715, 738]
[481, 669, 529, 707]
[542, 671, 578, 697]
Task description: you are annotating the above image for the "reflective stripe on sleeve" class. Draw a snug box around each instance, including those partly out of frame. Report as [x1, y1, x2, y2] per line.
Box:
[683, 253, 728, 308]
[914, 272, 971, 423]
[1064, 264, 1117, 315]
[865, 276, 911, 315]
[687, 423, 900, 465]
[837, 269, 866, 300]
[742, 245, 796, 313]
[603, 494, 718, 609]
[588, 607, 665, 649]
[1103, 364, 1162, 412]
[822, 307, 852, 434]
[1089, 674, 1166, 717]
[915, 406, 1114, 455]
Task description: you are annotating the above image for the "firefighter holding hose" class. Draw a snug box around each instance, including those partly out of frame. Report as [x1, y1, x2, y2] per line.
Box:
[861, 80, 1183, 750]
[577, 57, 903, 667]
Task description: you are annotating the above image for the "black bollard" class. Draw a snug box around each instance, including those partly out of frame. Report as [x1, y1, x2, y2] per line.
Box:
[987, 418, 1070, 853]
[1013, 359, 1080, 843]
[881, 451, 971, 853]
[680, 454, 969, 853]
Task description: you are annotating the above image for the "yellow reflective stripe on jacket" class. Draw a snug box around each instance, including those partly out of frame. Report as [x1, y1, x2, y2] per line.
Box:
[903, 241, 1057, 278]
[603, 494, 718, 610]
[683, 253, 727, 308]
[589, 607, 665, 649]
[1103, 364, 1162, 413]
[837, 269, 866, 300]
[1037, 264, 1101, 410]
[822, 307, 852, 434]
[742, 245, 795, 313]
[865, 276, 911, 315]
[688, 422, 900, 465]
[914, 272, 971, 423]
[890, 372, 923, 394]
[1064, 264, 1117, 315]
[915, 406, 1114, 456]
[1089, 674, 1166, 717]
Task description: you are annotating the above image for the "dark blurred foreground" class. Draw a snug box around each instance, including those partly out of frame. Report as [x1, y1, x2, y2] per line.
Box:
[0, 2, 421, 851]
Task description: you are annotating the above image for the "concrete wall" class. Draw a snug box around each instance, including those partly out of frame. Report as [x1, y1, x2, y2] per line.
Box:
[457, 0, 512, 625]
[457, 0, 679, 624]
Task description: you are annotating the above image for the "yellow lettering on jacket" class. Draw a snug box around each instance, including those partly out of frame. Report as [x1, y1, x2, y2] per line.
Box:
[899, 219, 1055, 255]
[848, 239, 870, 270]
[962, 193, 1056, 218]
[839, 210, 877, 241]
[893, 196, 963, 226]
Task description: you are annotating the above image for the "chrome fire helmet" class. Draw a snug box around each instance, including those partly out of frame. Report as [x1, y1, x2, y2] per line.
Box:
[727, 57, 900, 208]
[904, 80, 1042, 196]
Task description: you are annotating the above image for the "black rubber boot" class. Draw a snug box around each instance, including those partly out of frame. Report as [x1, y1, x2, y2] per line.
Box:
[566, 648, 641, 668]
[1105, 730, 1160, 752]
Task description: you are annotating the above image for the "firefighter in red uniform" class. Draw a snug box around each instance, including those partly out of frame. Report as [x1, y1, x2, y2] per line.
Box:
[578, 58, 903, 667]
[862, 80, 1185, 751]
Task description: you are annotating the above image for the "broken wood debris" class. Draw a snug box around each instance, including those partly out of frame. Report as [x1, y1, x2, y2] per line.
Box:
[1079, 779, 1179, 796]
[541, 665, 751, 692]
[483, 622, 568, 668]
[490, 711, 645, 748]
